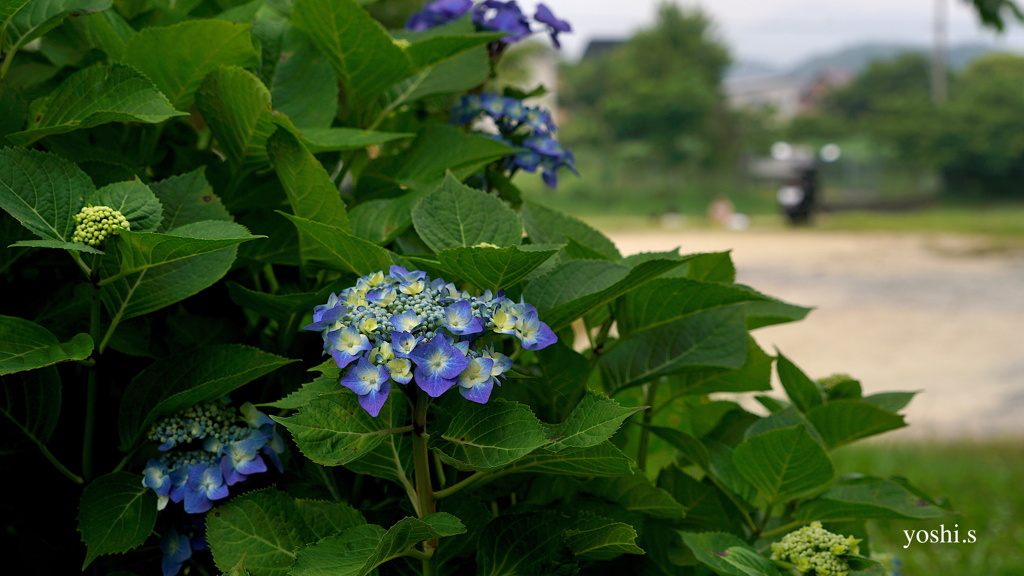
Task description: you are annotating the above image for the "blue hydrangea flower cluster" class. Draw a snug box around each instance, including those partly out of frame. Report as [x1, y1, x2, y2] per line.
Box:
[158, 522, 206, 576]
[407, 0, 571, 48]
[451, 92, 577, 188]
[142, 401, 284, 515]
[304, 266, 557, 416]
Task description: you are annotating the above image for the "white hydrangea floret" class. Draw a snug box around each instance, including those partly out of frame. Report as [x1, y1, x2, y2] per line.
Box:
[770, 521, 861, 576]
[71, 205, 130, 246]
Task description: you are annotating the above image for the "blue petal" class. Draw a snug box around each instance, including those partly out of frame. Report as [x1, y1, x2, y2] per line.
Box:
[183, 490, 213, 514]
[358, 380, 392, 417]
[459, 378, 495, 404]
[413, 368, 456, 397]
[237, 454, 267, 475]
[341, 358, 386, 395]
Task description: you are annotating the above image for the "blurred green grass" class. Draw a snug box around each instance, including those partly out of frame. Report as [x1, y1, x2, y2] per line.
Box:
[832, 440, 1024, 576]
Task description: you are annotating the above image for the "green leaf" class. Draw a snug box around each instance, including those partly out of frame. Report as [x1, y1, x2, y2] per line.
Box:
[195, 65, 276, 169]
[4, 0, 111, 58]
[76, 9, 133, 60]
[683, 251, 736, 282]
[599, 307, 749, 393]
[658, 464, 743, 534]
[0, 315, 92, 375]
[546, 390, 642, 452]
[88, 179, 163, 233]
[0, 147, 89, 242]
[499, 442, 634, 478]
[77, 471, 157, 568]
[149, 168, 232, 232]
[0, 0, 32, 33]
[411, 173, 522, 252]
[744, 408, 825, 446]
[207, 488, 310, 576]
[299, 127, 414, 154]
[618, 277, 773, 337]
[101, 220, 262, 284]
[260, 372, 339, 410]
[0, 366, 60, 452]
[279, 212, 393, 275]
[521, 200, 621, 260]
[581, 472, 687, 519]
[117, 344, 294, 450]
[681, 532, 782, 576]
[348, 189, 428, 245]
[344, 424, 414, 486]
[275, 388, 405, 466]
[563, 513, 644, 560]
[796, 476, 953, 522]
[732, 425, 834, 505]
[744, 296, 812, 330]
[776, 352, 824, 413]
[430, 399, 549, 471]
[525, 257, 686, 332]
[432, 244, 558, 292]
[673, 337, 774, 395]
[99, 222, 251, 321]
[862, 391, 917, 413]
[227, 282, 335, 324]
[291, 0, 412, 111]
[804, 400, 907, 449]
[118, 20, 259, 109]
[291, 513, 466, 576]
[270, 27, 338, 128]
[477, 513, 575, 576]
[646, 426, 710, 469]
[334, 392, 412, 485]
[7, 63, 185, 144]
[268, 127, 351, 262]
[295, 499, 366, 540]
[366, 125, 514, 189]
[7, 238, 102, 253]
[385, 35, 490, 106]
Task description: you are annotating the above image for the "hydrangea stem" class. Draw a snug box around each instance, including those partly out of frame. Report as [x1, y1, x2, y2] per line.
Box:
[636, 379, 660, 472]
[411, 389, 438, 576]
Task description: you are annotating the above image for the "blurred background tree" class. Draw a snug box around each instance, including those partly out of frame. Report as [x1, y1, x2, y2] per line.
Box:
[560, 3, 732, 166]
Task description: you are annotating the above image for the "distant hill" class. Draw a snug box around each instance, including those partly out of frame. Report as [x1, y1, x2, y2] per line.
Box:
[728, 42, 1003, 81]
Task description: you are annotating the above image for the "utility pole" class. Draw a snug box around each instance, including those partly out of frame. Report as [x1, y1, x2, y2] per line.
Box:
[931, 0, 948, 103]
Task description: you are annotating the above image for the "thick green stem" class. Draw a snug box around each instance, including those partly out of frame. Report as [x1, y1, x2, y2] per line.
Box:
[411, 390, 438, 576]
[636, 379, 660, 472]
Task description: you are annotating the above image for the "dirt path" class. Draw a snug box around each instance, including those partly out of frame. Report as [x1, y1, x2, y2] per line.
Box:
[607, 229, 1024, 438]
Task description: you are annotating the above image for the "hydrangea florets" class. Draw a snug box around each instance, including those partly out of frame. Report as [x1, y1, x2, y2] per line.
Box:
[71, 205, 130, 246]
[143, 400, 284, 515]
[770, 521, 862, 576]
[407, 0, 571, 48]
[304, 266, 557, 416]
[451, 92, 577, 188]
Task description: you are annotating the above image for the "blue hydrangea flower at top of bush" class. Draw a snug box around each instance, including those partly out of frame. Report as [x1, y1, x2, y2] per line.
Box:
[451, 92, 577, 188]
[406, 0, 571, 47]
[304, 266, 556, 416]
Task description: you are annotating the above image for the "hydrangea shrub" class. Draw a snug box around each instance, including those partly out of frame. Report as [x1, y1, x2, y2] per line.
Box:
[0, 1, 948, 575]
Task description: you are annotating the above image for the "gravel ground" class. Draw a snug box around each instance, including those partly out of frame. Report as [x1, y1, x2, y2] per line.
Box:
[607, 229, 1024, 438]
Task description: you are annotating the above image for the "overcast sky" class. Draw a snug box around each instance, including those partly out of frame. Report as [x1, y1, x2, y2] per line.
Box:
[537, 0, 1024, 67]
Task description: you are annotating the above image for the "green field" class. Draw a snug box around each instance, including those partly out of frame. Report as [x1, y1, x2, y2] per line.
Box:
[832, 440, 1024, 575]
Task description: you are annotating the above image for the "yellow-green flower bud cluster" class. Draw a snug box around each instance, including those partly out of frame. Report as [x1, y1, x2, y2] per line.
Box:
[71, 205, 130, 246]
[771, 521, 861, 576]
